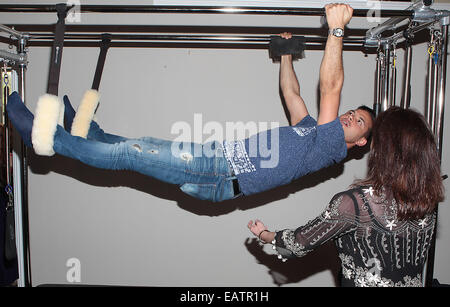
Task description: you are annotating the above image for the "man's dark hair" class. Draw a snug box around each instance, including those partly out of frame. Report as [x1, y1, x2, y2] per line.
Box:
[356, 105, 376, 139]
[357, 105, 376, 123]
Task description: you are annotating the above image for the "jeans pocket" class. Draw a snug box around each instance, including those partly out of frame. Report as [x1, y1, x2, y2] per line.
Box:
[180, 183, 217, 202]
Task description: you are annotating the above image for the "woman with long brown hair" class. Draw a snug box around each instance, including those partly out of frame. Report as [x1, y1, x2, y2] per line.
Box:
[248, 106, 444, 287]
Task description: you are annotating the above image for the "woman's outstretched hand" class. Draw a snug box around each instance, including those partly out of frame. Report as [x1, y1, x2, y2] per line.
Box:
[247, 219, 267, 237]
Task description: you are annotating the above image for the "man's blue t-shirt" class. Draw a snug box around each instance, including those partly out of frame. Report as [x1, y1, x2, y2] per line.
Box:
[222, 115, 347, 196]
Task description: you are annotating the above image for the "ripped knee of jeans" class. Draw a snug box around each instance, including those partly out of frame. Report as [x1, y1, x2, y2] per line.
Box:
[180, 152, 193, 162]
[131, 143, 160, 155]
[131, 144, 142, 153]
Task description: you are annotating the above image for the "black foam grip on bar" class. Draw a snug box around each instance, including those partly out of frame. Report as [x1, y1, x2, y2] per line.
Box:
[269, 35, 306, 59]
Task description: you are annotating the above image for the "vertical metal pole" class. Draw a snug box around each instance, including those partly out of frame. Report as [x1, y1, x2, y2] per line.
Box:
[434, 24, 448, 154]
[390, 48, 397, 107]
[374, 50, 383, 116]
[402, 45, 413, 109]
[426, 32, 435, 122]
[431, 40, 440, 131]
[381, 43, 391, 112]
[436, 25, 449, 157]
[425, 18, 448, 288]
[4, 69, 13, 193]
[16, 37, 31, 287]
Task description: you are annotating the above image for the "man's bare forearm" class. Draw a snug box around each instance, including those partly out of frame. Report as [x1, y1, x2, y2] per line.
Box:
[317, 3, 353, 125]
[280, 54, 308, 125]
[320, 35, 344, 95]
[280, 54, 300, 98]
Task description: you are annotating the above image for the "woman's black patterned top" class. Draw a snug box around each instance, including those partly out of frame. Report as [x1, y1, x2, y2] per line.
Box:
[274, 186, 436, 287]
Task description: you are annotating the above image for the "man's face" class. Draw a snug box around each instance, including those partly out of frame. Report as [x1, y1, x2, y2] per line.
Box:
[339, 109, 373, 147]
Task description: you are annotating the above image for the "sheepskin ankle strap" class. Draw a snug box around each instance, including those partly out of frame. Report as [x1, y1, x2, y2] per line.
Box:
[31, 94, 62, 156]
[71, 89, 100, 138]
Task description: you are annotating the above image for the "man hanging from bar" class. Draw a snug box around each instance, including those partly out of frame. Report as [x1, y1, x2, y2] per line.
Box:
[6, 3, 375, 203]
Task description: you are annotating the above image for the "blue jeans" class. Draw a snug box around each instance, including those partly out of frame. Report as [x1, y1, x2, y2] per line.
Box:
[53, 122, 240, 202]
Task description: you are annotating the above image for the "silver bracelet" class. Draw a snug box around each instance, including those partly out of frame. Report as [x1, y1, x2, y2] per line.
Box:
[258, 229, 270, 243]
[271, 238, 288, 262]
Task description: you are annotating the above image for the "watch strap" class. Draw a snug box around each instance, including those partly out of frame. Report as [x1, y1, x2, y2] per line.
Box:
[329, 28, 344, 37]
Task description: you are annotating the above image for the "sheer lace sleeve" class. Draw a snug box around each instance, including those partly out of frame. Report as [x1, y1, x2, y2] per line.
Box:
[274, 190, 359, 258]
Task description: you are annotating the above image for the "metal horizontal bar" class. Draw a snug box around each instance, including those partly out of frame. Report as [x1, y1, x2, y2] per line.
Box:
[364, 18, 438, 47]
[376, 19, 437, 47]
[27, 32, 365, 43]
[0, 4, 414, 17]
[24, 40, 367, 52]
[0, 24, 24, 38]
[0, 48, 27, 64]
[30, 33, 270, 42]
[365, 0, 443, 42]
[7, 24, 370, 36]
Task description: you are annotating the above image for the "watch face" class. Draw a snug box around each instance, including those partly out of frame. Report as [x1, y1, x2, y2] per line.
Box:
[334, 28, 344, 37]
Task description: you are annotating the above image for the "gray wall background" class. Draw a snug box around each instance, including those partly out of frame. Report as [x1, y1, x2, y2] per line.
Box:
[1, 0, 449, 286]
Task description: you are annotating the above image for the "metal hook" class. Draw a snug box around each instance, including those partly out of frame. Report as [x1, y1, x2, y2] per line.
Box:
[2, 62, 9, 86]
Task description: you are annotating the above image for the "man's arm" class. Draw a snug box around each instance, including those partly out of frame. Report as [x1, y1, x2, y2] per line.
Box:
[279, 33, 308, 126]
[317, 4, 353, 126]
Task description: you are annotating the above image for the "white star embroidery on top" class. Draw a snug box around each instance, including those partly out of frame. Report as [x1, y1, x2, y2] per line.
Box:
[324, 211, 331, 219]
[386, 219, 397, 231]
[418, 218, 427, 229]
[357, 278, 368, 287]
[366, 272, 381, 284]
[379, 280, 390, 287]
[363, 187, 374, 196]
[343, 268, 352, 279]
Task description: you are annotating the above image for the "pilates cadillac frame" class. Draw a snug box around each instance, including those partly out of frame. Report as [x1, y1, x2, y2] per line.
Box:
[0, 0, 448, 287]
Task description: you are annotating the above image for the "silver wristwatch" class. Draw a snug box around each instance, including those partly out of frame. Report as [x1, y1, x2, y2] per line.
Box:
[329, 28, 344, 38]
